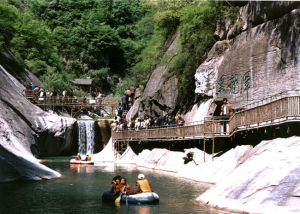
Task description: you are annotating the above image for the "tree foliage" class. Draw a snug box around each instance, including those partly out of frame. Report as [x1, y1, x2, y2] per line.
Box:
[1, 0, 239, 111]
[0, 0, 19, 48]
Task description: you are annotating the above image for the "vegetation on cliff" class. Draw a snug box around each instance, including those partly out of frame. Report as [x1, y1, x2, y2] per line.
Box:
[0, 0, 238, 109]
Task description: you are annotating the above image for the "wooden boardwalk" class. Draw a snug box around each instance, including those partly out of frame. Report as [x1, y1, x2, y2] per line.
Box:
[112, 93, 300, 142]
[25, 90, 119, 117]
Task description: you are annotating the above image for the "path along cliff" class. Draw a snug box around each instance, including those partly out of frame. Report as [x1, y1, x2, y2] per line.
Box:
[121, 1, 300, 213]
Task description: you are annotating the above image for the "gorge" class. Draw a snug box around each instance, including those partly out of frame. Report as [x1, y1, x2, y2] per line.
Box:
[1, 1, 300, 213]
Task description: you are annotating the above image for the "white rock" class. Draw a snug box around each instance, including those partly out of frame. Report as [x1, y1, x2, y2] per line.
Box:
[92, 138, 118, 162]
[197, 137, 300, 213]
[116, 146, 138, 165]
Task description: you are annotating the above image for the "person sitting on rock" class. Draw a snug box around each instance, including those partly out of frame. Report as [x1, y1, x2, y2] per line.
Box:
[75, 153, 81, 160]
[120, 177, 131, 195]
[126, 174, 152, 195]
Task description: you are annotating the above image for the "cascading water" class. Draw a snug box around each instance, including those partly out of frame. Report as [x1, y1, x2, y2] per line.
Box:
[77, 120, 95, 155]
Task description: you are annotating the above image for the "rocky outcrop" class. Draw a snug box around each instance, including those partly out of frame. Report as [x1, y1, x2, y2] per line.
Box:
[0, 52, 76, 182]
[127, 31, 180, 120]
[0, 50, 41, 86]
[97, 119, 112, 146]
[195, 2, 300, 112]
[197, 137, 300, 213]
[195, 41, 229, 97]
[183, 99, 214, 124]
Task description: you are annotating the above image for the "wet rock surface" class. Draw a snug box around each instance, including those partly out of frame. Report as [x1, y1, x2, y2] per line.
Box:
[0, 52, 75, 182]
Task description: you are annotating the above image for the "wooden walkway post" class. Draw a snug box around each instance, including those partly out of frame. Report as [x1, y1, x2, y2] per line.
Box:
[203, 138, 206, 162]
[212, 137, 215, 161]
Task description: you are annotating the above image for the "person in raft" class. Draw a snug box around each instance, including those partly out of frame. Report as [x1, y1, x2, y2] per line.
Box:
[126, 174, 152, 195]
[75, 153, 81, 160]
[85, 154, 91, 161]
[110, 175, 122, 194]
[120, 177, 131, 195]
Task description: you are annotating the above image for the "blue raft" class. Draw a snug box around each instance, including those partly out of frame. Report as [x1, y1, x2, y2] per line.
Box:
[102, 191, 159, 205]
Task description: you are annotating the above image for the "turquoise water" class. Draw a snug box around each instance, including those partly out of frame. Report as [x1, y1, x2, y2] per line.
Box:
[0, 157, 219, 214]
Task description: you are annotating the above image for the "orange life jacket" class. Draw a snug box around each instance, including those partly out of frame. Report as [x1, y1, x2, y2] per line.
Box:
[136, 179, 152, 193]
[122, 184, 130, 192]
[75, 156, 81, 160]
[86, 156, 91, 161]
[114, 183, 123, 194]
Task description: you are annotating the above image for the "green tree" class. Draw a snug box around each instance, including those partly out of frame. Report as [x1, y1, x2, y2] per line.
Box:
[0, 0, 19, 48]
[42, 70, 74, 91]
[10, 13, 62, 73]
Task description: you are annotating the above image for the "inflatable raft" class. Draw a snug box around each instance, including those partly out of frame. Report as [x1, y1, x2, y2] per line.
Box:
[70, 159, 94, 165]
[102, 191, 159, 205]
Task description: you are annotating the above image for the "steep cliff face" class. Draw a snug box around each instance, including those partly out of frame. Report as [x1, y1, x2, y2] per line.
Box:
[195, 2, 300, 111]
[126, 31, 179, 120]
[192, 2, 300, 212]
[0, 51, 75, 182]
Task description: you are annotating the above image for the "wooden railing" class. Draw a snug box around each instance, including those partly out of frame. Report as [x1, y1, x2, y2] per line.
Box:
[24, 89, 119, 107]
[112, 95, 300, 141]
[229, 97, 289, 133]
[112, 119, 228, 141]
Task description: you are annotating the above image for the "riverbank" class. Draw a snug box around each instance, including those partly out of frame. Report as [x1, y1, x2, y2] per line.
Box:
[91, 136, 300, 213]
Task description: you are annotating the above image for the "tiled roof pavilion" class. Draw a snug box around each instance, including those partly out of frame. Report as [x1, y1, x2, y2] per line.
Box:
[71, 78, 92, 85]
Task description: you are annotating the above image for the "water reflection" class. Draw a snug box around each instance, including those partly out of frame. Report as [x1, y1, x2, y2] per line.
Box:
[0, 158, 219, 214]
[70, 164, 94, 173]
[137, 206, 150, 214]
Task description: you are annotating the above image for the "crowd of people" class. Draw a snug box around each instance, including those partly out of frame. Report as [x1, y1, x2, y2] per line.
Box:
[112, 97, 234, 133]
[110, 113, 185, 131]
[110, 173, 152, 199]
[23, 81, 104, 105]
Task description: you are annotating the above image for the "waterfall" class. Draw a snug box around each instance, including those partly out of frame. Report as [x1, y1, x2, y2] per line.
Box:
[77, 120, 95, 155]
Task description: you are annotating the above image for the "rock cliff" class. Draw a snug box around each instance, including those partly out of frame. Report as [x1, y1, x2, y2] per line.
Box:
[195, 2, 300, 112]
[192, 2, 300, 213]
[126, 31, 179, 120]
[129, 2, 300, 121]
[0, 51, 75, 182]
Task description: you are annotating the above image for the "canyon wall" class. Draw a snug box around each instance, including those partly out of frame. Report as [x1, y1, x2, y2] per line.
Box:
[0, 51, 75, 182]
[195, 2, 300, 111]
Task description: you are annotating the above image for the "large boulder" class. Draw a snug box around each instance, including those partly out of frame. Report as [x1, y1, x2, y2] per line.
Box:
[0, 52, 76, 182]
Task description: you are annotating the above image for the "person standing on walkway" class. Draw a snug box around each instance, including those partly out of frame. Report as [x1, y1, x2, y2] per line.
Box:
[220, 98, 233, 134]
[122, 93, 128, 110]
[117, 103, 123, 117]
